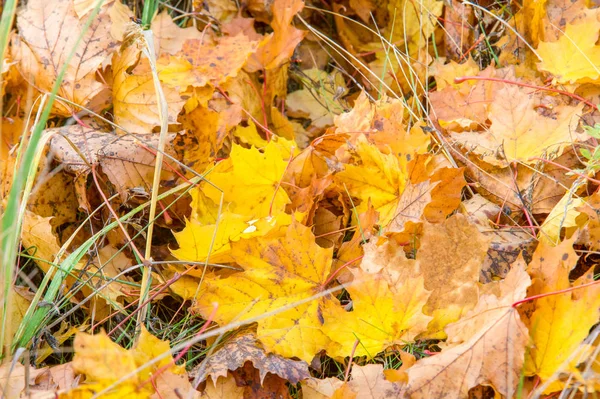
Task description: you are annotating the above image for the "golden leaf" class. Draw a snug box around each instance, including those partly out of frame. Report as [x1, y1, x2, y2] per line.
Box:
[193, 221, 335, 362]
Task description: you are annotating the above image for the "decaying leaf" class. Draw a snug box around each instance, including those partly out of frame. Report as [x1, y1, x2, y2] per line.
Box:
[13, 0, 117, 116]
[48, 125, 177, 208]
[194, 330, 310, 384]
[524, 239, 600, 392]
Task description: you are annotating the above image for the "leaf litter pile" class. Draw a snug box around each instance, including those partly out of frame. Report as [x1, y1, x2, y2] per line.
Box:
[4, 0, 600, 396]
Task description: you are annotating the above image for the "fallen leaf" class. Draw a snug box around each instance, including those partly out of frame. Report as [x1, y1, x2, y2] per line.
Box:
[48, 125, 177, 208]
[250, 0, 307, 70]
[301, 377, 345, 399]
[192, 221, 335, 362]
[194, 330, 309, 384]
[286, 68, 347, 129]
[346, 364, 403, 398]
[201, 373, 244, 398]
[416, 214, 492, 338]
[13, 0, 117, 116]
[112, 41, 186, 133]
[537, 10, 600, 84]
[450, 84, 585, 166]
[0, 363, 46, 399]
[323, 266, 431, 359]
[231, 361, 292, 398]
[65, 327, 189, 398]
[524, 238, 600, 391]
[406, 263, 531, 398]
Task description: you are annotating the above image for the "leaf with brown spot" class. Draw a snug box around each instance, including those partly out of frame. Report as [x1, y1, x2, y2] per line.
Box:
[194, 331, 309, 384]
[249, 0, 307, 71]
[177, 34, 258, 87]
[231, 362, 292, 399]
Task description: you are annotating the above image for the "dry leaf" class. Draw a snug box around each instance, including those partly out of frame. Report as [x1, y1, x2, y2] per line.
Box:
[406, 264, 531, 398]
[195, 331, 309, 384]
[13, 0, 117, 116]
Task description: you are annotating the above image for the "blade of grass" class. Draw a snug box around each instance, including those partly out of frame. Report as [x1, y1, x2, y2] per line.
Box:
[135, 25, 170, 334]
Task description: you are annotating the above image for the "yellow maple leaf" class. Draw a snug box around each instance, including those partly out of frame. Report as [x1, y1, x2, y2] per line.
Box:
[112, 44, 185, 134]
[172, 140, 295, 263]
[202, 141, 292, 218]
[333, 92, 431, 157]
[193, 221, 335, 363]
[335, 135, 408, 226]
[524, 239, 600, 390]
[537, 10, 600, 84]
[172, 210, 293, 264]
[62, 327, 190, 399]
[335, 135, 464, 228]
[539, 190, 585, 246]
[323, 267, 431, 359]
[385, 0, 443, 53]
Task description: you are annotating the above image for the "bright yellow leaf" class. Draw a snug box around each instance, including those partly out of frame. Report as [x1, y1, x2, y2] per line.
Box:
[202, 141, 291, 218]
[172, 140, 294, 262]
[524, 239, 600, 389]
[63, 327, 189, 398]
[537, 11, 600, 84]
[323, 267, 431, 359]
[193, 221, 336, 363]
[539, 191, 585, 246]
[172, 210, 293, 263]
[335, 135, 408, 226]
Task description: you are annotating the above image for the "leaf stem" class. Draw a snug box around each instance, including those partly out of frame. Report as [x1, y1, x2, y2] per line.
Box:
[512, 278, 600, 308]
[454, 76, 598, 110]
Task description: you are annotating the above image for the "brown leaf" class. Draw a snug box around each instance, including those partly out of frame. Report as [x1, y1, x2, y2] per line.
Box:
[443, 0, 474, 61]
[416, 214, 492, 337]
[48, 125, 177, 207]
[459, 147, 581, 215]
[231, 362, 292, 399]
[13, 0, 118, 116]
[194, 331, 310, 385]
[480, 228, 537, 282]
